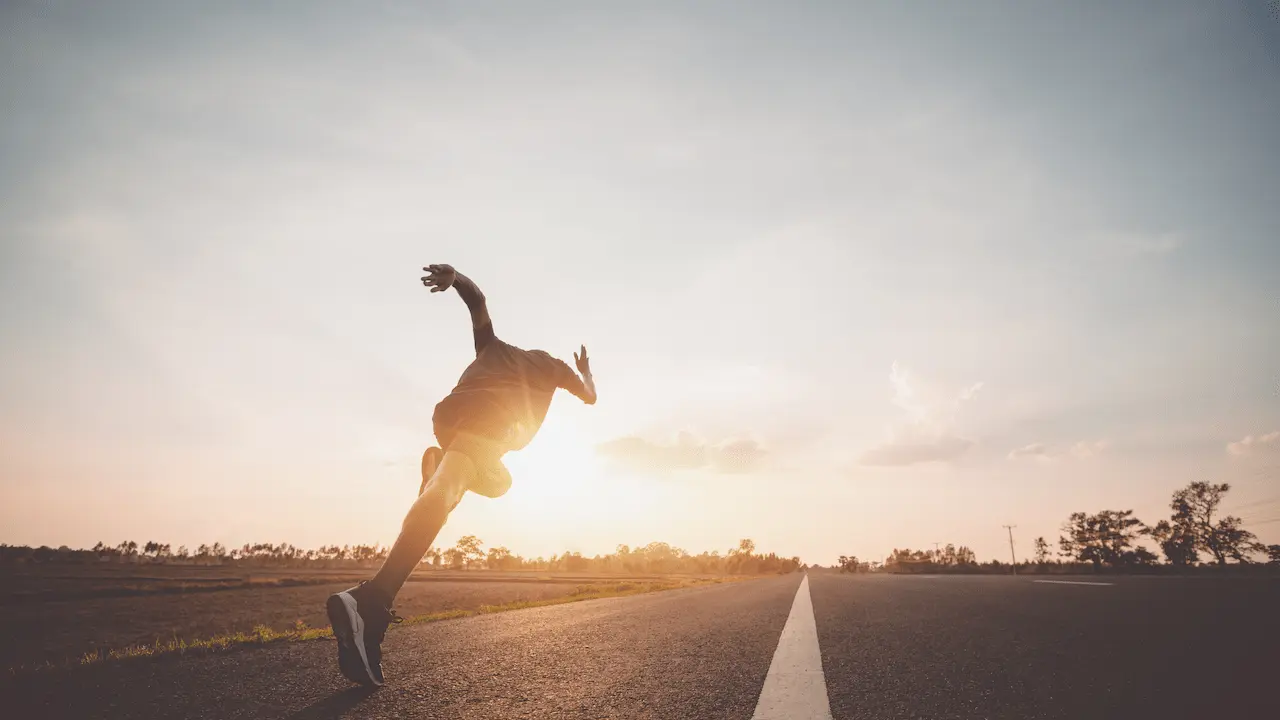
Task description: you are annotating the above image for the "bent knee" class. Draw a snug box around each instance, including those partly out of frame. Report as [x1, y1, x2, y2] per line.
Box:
[419, 451, 475, 505]
[469, 463, 512, 499]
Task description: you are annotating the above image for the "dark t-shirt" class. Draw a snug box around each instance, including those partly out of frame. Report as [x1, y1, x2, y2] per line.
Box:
[432, 339, 583, 451]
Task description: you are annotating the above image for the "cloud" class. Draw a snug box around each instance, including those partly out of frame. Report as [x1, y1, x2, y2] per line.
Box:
[1227, 431, 1280, 456]
[959, 382, 985, 401]
[712, 438, 769, 474]
[1008, 443, 1049, 460]
[596, 432, 767, 475]
[1007, 439, 1108, 461]
[1070, 440, 1108, 459]
[858, 363, 982, 467]
[860, 435, 973, 466]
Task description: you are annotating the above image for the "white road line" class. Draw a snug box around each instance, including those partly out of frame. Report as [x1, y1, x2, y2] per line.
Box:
[751, 575, 833, 720]
[1032, 580, 1114, 586]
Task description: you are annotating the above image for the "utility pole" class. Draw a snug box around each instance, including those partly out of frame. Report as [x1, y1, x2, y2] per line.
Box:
[1003, 525, 1018, 575]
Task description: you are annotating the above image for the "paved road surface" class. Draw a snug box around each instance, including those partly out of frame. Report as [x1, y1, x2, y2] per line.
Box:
[6, 573, 1277, 719]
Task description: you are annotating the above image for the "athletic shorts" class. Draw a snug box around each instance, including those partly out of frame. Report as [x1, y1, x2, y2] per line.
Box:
[432, 394, 514, 499]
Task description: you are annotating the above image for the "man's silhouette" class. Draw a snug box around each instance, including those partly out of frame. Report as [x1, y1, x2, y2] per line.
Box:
[326, 264, 597, 687]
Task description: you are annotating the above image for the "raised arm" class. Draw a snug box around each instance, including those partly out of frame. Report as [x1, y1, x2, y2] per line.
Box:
[567, 344, 597, 405]
[422, 264, 494, 353]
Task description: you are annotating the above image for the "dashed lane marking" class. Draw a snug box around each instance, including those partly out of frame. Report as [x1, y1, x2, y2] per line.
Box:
[1032, 580, 1114, 586]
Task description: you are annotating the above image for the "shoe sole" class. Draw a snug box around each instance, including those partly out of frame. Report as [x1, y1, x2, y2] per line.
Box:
[326, 592, 381, 687]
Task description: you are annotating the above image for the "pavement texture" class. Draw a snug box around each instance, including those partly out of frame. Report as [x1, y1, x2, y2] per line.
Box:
[810, 574, 1279, 719]
[5, 573, 1278, 719]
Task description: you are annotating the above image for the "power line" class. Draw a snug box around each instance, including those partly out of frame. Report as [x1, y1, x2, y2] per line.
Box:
[1223, 495, 1280, 513]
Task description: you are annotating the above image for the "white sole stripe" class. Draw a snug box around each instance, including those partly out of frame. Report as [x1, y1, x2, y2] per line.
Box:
[339, 592, 380, 685]
[751, 575, 833, 720]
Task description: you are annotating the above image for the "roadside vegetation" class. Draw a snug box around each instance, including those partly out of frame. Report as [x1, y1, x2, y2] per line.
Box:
[0, 538, 793, 672]
[65, 578, 719, 670]
[2, 537, 800, 576]
[834, 482, 1279, 574]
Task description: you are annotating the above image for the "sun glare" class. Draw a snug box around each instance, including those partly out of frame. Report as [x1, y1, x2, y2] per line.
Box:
[499, 416, 655, 532]
[504, 419, 598, 499]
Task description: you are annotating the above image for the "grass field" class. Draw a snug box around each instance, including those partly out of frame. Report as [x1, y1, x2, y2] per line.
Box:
[1, 564, 722, 671]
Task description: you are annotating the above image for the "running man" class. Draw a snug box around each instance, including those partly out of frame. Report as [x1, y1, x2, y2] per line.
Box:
[326, 264, 598, 687]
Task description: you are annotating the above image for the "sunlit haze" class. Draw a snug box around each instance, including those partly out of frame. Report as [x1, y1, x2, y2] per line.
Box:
[2, 1, 1278, 565]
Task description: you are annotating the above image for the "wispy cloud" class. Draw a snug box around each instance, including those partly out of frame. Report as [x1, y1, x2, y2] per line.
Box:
[596, 432, 767, 475]
[1227, 431, 1280, 457]
[959, 381, 985, 401]
[1008, 440, 1108, 461]
[1008, 443, 1050, 460]
[858, 363, 982, 467]
[861, 435, 973, 466]
[1070, 440, 1108, 459]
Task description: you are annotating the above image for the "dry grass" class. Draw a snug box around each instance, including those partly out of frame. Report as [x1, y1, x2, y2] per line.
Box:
[76, 621, 333, 665]
[61, 578, 724, 670]
[5, 570, 698, 670]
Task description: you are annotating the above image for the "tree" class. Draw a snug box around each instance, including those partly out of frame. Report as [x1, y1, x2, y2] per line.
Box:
[734, 538, 756, 556]
[1171, 482, 1258, 565]
[1149, 519, 1198, 567]
[561, 551, 588, 572]
[935, 544, 976, 567]
[884, 548, 938, 573]
[1212, 516, 1260, 563]
[454, 536, 485, 569]
[1033, 537, 1050, 564]
[486, 546, 515, 570]
[837, 555, 864, 573]
[1058, 510, 1150, 567]
[1266, 545, 1280, 566]
[443, 547, 465, 569]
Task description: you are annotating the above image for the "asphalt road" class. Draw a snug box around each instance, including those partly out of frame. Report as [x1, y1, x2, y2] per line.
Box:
[5, 573, 1278, 719]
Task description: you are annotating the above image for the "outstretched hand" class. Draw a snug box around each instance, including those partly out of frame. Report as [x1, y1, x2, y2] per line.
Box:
[573, 344, 591, 375]
[421, 264, 457, 293]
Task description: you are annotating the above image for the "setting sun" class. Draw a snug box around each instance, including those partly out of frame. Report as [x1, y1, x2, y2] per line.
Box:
[492, 413, 662, 555]
[505, 417, 601, 502]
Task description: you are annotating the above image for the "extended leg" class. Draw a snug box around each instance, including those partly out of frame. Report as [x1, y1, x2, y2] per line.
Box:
[373, 450, 475, 599]
[326, 451, 475, 687]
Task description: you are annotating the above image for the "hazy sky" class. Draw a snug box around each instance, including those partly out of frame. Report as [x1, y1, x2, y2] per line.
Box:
[2, 1, 1278, 564]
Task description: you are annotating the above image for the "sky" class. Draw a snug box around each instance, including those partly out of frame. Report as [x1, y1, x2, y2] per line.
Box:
[2, 0, 1278, 565]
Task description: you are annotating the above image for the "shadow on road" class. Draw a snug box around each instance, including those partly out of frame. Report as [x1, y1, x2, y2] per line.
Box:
[287, 686, 377, 720]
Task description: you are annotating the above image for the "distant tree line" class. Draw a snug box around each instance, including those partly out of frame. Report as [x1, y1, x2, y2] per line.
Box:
[0, 540, 394, 568]
[420, 536, 800, 574]
[0, 537, 802, 576]
[838, 544, 985, 574]
[833, 482, 1280, 574]
[1053, 482, 1274, 569]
